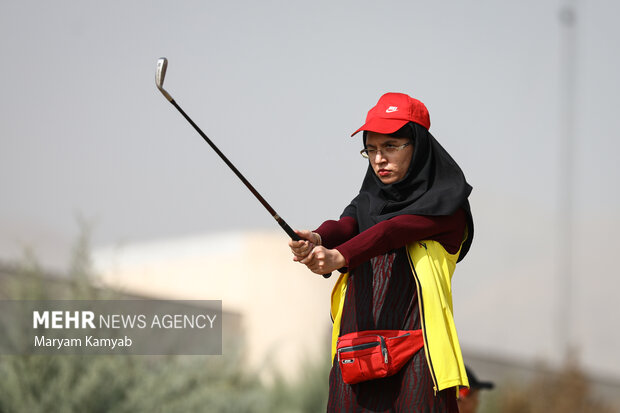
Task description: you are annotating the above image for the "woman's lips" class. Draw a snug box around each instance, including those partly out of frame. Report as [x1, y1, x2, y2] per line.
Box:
[378, 169, 391, 177]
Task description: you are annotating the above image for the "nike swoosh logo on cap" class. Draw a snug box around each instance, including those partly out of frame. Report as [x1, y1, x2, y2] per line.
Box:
[385, 106, 398, 113]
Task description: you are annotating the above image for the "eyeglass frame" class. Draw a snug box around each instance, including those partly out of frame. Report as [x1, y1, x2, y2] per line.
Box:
[360, 142, 411, 159]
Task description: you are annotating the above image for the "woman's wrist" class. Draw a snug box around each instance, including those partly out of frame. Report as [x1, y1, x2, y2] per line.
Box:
[313, 232, 322, 246]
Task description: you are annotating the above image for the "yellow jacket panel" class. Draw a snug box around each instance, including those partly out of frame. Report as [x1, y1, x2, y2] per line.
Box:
[330, 240, 468, 392]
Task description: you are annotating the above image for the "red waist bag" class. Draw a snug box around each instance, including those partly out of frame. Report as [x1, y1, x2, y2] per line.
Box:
[336, 329, 424, 385]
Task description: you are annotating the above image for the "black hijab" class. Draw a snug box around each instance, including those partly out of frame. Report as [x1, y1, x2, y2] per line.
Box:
[341, 122, 474, 261]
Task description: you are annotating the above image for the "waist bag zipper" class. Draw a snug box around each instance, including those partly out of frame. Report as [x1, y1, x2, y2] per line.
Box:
[337, 334, 393, 364]
[380, 336, 388, 364]
[337, 341, 379, 363]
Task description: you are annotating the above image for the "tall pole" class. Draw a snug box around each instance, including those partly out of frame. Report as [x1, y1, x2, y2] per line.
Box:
[558, 0, 577, 357]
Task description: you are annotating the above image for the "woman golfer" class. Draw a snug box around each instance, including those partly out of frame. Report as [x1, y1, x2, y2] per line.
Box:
[290, 92, 473, 412]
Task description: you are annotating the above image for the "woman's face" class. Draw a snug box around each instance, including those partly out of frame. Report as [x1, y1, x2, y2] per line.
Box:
[365, 132, 414, 184]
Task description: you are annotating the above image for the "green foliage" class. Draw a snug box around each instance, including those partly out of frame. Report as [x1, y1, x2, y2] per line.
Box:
[264, 351, 331, 413]
[0, 226, 331, 413]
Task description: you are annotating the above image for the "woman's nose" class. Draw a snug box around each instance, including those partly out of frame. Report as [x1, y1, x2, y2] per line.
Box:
[373, 150, 387, 163]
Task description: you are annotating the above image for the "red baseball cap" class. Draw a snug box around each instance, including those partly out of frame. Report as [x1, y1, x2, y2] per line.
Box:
[351, 92, 431, 136]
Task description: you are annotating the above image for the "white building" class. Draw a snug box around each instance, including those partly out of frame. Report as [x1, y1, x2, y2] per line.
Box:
[95, 230, 334, 379]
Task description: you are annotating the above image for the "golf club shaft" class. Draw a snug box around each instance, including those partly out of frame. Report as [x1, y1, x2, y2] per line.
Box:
[169, 99, 297, 238]
[165, 98, 331, 278]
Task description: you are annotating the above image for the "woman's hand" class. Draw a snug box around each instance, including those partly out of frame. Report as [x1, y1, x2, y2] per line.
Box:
[288, 230, 321, 262]
[300, 246, 346, 275]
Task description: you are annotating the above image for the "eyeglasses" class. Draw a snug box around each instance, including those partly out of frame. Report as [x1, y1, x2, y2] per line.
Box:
[360, 142, 411, 159]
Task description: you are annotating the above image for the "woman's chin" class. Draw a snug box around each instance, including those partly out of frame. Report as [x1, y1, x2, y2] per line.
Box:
[378, 176, 397, 185]
[376, 172, 403, 185]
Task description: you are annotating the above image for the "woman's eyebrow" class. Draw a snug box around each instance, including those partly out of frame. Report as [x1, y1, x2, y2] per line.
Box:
[367, 140, 400, 148]
[378, 140, 400, 146]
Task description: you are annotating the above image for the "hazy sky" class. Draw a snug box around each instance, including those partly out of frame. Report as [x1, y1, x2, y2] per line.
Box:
[1, 1, 619, 377]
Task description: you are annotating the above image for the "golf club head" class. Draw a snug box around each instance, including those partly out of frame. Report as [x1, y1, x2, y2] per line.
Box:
[156, 57, 173, 101]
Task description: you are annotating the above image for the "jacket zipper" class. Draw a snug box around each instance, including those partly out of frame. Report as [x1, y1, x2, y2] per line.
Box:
[406, 245, 439, 394]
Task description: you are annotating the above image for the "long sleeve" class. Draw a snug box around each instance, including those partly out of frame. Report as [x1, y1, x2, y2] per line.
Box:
[333, 209, 466, 270]
[314, 216, 358, 249]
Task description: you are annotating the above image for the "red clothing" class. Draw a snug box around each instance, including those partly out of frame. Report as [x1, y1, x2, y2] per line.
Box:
[315, 209, 466, 270]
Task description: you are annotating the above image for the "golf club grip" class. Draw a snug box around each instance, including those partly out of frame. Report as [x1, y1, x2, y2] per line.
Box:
[276, 215, 301, 241]
[278, 217, 332, 279]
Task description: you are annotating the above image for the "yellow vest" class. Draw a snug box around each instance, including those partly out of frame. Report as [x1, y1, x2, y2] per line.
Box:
[330, 239, 469, 392]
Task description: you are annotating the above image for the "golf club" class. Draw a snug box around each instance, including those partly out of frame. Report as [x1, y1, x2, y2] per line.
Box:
[155, 57, 331, 278]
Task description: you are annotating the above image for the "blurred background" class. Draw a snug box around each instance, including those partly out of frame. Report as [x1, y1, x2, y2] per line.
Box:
[1, 0, 619, 411]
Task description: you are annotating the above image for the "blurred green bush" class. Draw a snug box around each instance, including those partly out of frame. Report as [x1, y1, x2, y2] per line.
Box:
[0, 226, 330, 413]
